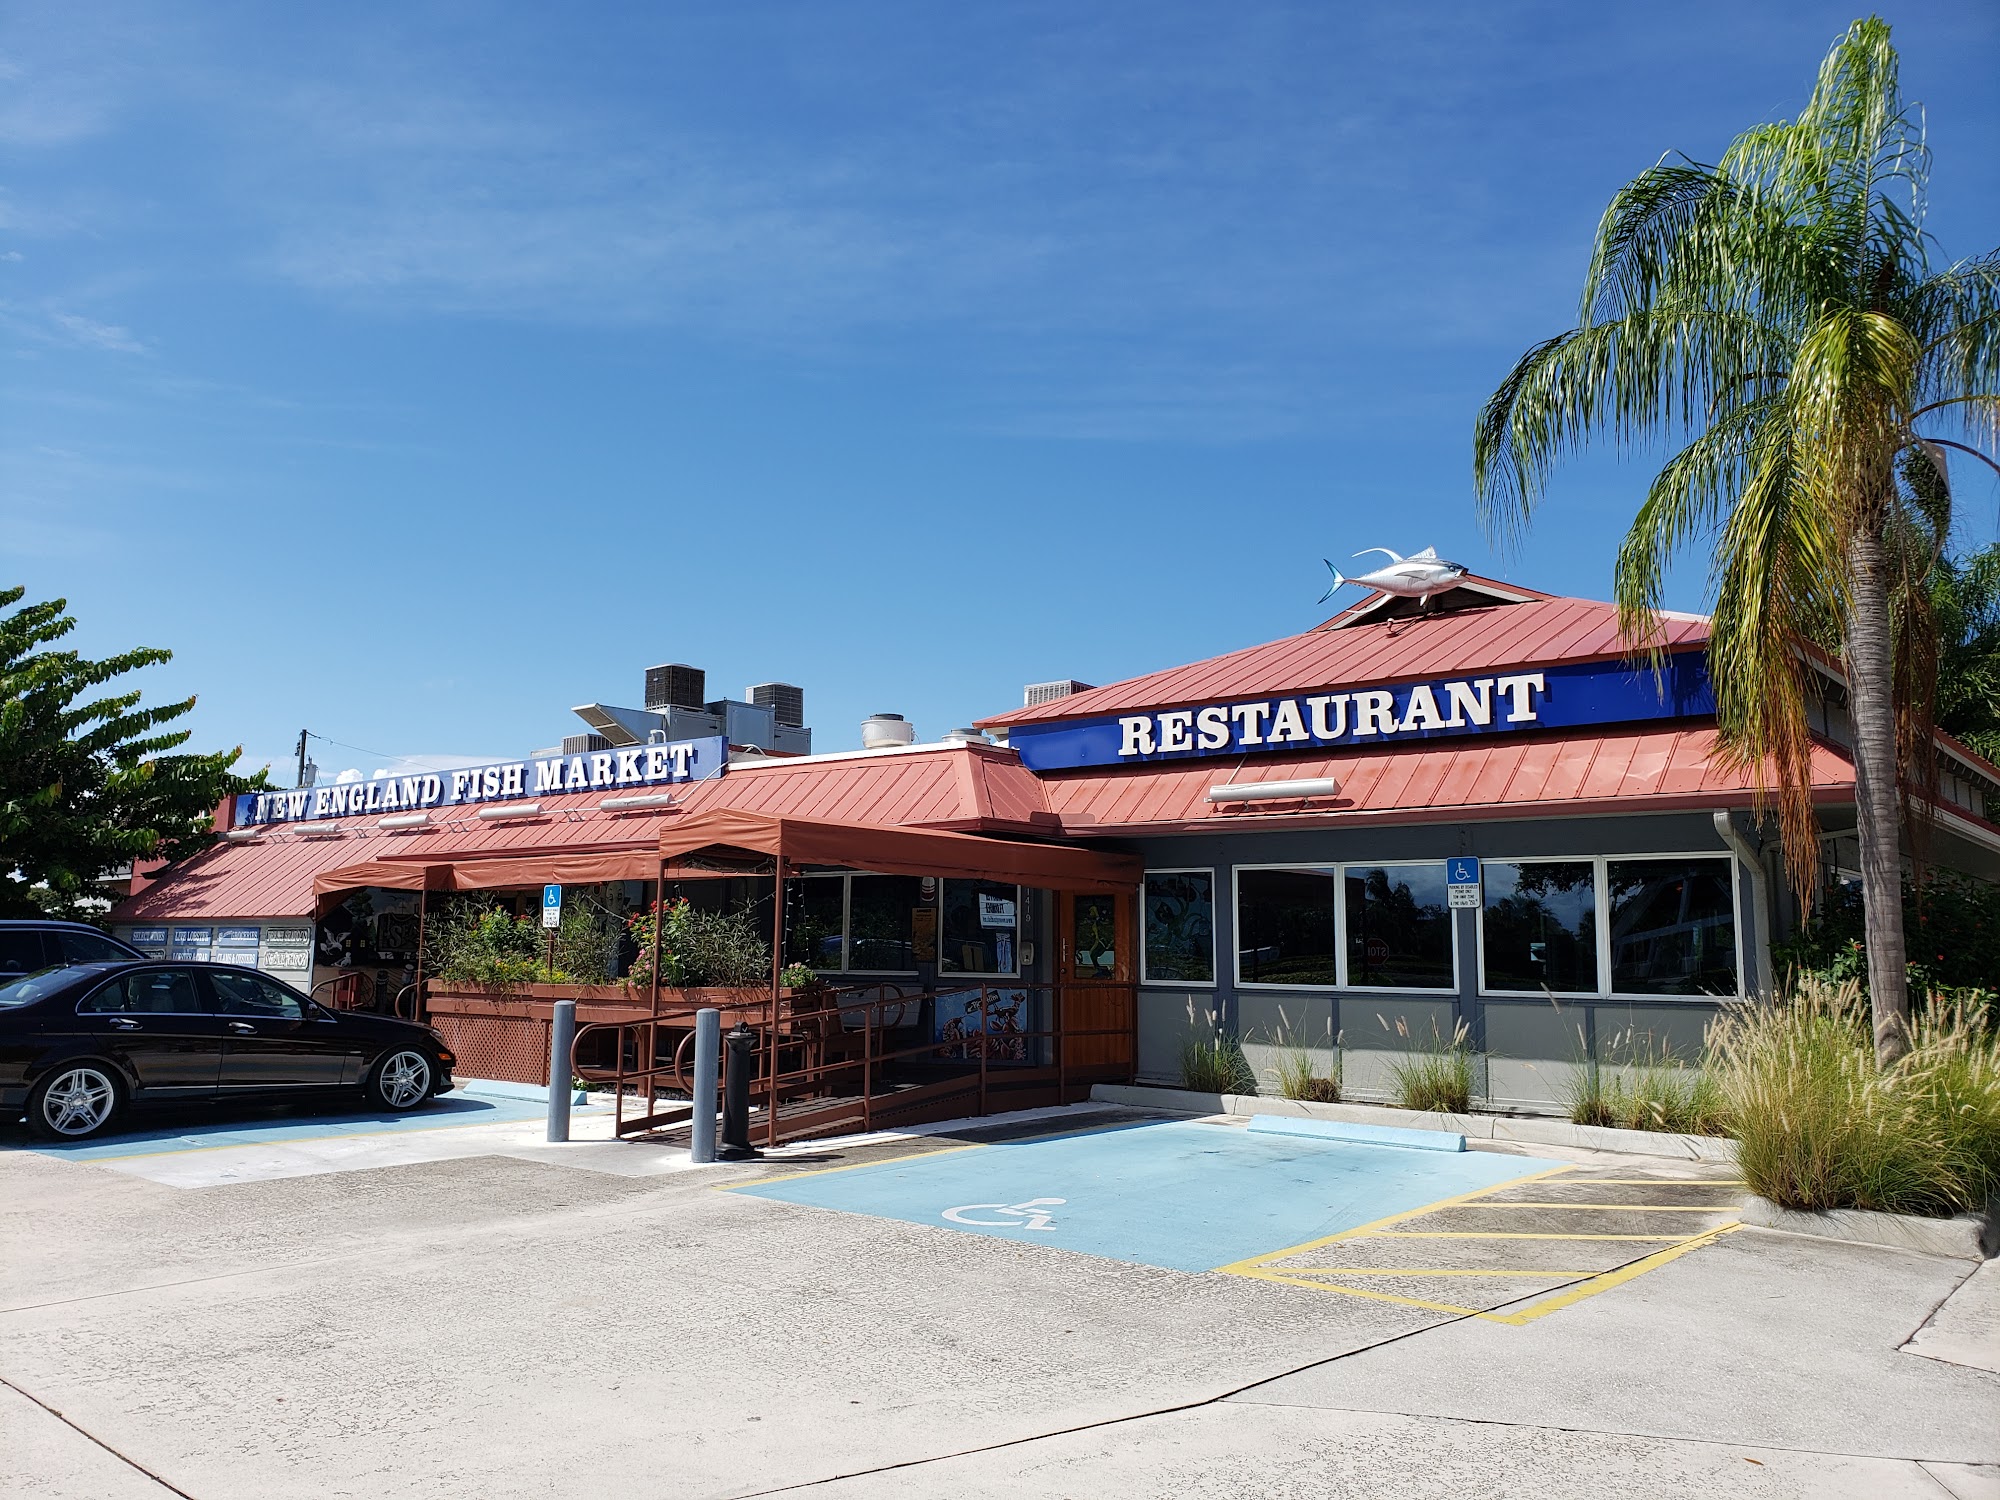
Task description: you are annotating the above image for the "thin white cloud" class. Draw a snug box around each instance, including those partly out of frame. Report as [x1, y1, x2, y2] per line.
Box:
[45, 309, 146, 354]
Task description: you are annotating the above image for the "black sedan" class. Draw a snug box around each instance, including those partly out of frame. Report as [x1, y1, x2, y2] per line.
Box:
[0, 961, 456, 1141]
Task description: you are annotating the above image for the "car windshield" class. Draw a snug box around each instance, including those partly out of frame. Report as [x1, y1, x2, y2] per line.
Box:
[0, 968, 80, 1009]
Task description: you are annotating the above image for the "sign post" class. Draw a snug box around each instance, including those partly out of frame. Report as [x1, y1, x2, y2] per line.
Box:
[543, 884, 562, 979]
[1446, 857, 1481, 910]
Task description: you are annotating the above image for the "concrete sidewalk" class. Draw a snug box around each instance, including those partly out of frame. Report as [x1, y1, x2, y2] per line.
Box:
[3, 1105, 1993, 1499]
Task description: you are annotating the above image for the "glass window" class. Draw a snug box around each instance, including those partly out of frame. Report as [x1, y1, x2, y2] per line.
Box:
[0, 929, 48, 976]
[1142, 872, 1215, 983]
[784, 876, 847, 970]
[848, 875, 920, 972]
[1482, 861, 1598, 993]
[1345, 865, 1454, 989]
[1236, 868, 1340, 986]
[85, 969, 207, 1014]
[941, 880, 1018, 975]
[1, 969, 80, 1009]
[211, 971, 307, 1019]
[1070, 894, 1120, 980]
[1609, 859, 1738, 996]
[55, 928, 136, 964]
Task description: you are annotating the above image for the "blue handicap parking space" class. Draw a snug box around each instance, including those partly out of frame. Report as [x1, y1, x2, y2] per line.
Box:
[14, 1092, 549, 1162]
[730, 1119, 1564, 1273]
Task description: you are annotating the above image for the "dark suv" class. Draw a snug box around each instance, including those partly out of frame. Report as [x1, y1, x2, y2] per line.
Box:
[0, 921, 144, 978]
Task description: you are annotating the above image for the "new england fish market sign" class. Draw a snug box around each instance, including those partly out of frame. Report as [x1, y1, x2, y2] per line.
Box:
[235, 736, 727, 825]
[1007, 656, 1714, 772]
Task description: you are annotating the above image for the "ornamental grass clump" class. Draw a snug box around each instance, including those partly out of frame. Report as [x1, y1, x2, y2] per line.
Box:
[1179, 1032, 1256, 1095]
[1385, 1017, 1473, 1114]
[1564, 1031, 1730, 1137]
[1270, 1045, 1342, 1104]
[1710, 979, 2000, 1215]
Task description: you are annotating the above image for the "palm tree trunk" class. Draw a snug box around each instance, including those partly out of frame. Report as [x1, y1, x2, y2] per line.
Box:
[1845, 522, 1912, 1068]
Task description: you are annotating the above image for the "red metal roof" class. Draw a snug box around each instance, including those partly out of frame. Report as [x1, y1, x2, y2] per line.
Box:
[110, 744, 1052, 923]
[113, 724, 1874, 923]
[976, 592, 1710, 729]
[1038, 727, 1856, 834]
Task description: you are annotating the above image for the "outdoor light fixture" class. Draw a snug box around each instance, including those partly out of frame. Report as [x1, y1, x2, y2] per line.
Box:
[378, 812, 431, 830]
[599, 792, 676, 812]
[224, 827, 264, 841]
[1206, 777, 1341, 804]
[476, 802, 544, 821]
[296, 824, 346, 838]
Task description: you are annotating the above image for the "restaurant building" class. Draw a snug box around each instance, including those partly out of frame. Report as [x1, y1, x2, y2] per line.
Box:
[111, 571, 2000, 1130]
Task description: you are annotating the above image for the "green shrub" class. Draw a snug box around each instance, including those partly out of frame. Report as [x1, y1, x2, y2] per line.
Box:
[1709, 979, 2000, 1215]
[1775, 875, 2000, 1021]
[1385, 1018, 1473, 1114]
[626, 899, 771, 988]
[1180, 1032, 1256, 1095]
[550, 903, 615, 985]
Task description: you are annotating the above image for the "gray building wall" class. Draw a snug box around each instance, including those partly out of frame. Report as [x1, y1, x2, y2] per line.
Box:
[1124, 809, 1769, 1114]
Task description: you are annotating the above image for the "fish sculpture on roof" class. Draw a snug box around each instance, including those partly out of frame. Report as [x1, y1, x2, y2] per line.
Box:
[1319, 546, 1470, 605]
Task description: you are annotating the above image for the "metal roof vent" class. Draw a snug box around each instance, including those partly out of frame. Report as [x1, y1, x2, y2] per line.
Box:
[861, 713, 917, 751]
[942, 727, 989, 745]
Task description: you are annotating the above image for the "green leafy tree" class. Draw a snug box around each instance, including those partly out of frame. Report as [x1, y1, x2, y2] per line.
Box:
[0, 586, 260, 918]
[1931, 543, 2000, 764]
[1473, 19, 2000, 1067]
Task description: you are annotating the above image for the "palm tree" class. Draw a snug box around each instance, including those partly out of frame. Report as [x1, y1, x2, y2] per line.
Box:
[1473, 18, 1999, 1067]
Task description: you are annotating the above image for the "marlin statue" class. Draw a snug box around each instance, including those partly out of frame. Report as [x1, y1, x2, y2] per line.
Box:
[1319, 546, 1470, 605]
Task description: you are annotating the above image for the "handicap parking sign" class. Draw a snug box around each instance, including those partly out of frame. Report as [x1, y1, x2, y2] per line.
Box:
[1446, 857, 1480, 909]
[542, 884, 563, 929]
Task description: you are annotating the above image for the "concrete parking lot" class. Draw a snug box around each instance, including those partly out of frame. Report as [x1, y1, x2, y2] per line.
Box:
[3, 1101, 1994, 1499]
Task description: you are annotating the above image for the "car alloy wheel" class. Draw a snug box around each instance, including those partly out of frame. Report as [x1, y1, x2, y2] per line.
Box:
[41, 1066, 118, 1137]
[377, 1051, 432, 1110]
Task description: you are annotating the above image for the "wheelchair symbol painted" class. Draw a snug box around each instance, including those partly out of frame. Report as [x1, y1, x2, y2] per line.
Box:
[941, 1197, 1066, 1231]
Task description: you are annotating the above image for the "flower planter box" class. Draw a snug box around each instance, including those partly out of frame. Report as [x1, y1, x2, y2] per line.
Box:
[424, 984, 804, 1086]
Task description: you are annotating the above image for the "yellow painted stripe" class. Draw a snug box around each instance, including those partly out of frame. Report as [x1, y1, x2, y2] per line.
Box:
[1279, 1267, 1597, 1277]
[1456, 1202, 1741, 1212]
[1554, 1178, 1745, 1187]
[1356, 1230, 1685, 1241]
[715, 1141, 985, 1190]
[1211, 1162, 1576, 1276]
[1228, 1265, 1484, 1316]
[1480, 1224, 1745, 1325]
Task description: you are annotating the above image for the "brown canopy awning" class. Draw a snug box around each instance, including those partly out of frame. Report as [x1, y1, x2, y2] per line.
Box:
[655, 809, 1140, 893]
[309, 813, 1137, 902]
[311, 848, 660, 903]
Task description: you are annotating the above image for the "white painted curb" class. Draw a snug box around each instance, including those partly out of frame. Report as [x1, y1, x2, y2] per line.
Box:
[1090, 1083, 1738, 1163]
[1738, 1196, 1997, 1261]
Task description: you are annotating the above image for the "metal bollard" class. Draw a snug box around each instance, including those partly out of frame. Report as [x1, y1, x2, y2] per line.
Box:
[690, 1007, 721, 1164]
[718, 1021, 761, 1160]
[546, 999, 576, 1143]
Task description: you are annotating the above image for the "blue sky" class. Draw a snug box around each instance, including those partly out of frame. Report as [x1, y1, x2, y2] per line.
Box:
[3, 2, 1997, 781]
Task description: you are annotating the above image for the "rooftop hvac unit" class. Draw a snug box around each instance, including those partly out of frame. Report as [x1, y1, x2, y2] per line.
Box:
[562, 733, 611, 755]
[747, 681, 805, 728]
[861, 713, 916, 750]
[1024, 678, 1094, 707]
[644, 663, 705, 712]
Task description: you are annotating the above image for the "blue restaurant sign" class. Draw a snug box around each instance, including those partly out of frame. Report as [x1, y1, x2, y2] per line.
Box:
[235, 735, 728, 825]
[1008, 654, 1713, 773]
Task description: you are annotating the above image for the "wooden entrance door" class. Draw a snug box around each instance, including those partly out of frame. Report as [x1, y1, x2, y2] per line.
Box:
[1055, 891, 1136, 1077]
